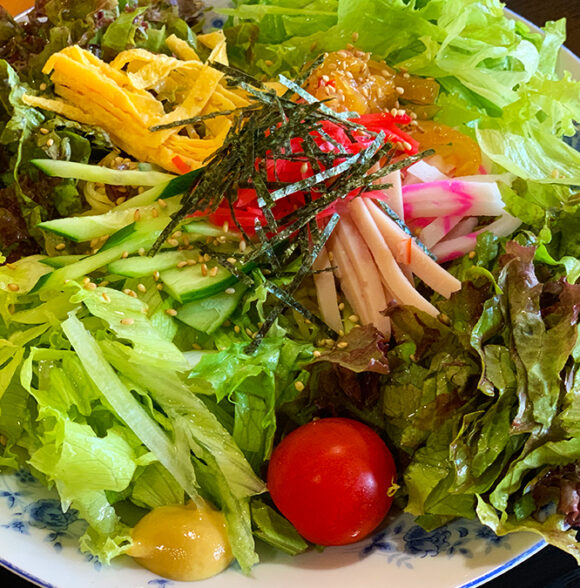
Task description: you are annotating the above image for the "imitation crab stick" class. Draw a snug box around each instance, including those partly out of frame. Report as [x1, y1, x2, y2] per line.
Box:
[347, 198, 439, 317]
[364, 199, 461, 299]
[402, 181, 505, 219]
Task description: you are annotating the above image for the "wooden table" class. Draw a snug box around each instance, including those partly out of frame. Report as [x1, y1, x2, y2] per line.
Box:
[506, 0, 580, 55]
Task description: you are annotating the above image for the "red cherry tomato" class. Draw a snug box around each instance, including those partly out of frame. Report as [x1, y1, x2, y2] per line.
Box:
[267, 417, 397, 546]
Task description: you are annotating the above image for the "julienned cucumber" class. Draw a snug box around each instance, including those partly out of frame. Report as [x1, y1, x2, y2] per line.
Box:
[31, 218, 170, 293]
[38, 196, 182, 242]
[184, 221, 241, 240]
[31, 159, 176, 186]
[108, 250, 200, 277]
[160, 263, 239, 303]
[176, 286, 247, 334]
[41, 255, 85, 268]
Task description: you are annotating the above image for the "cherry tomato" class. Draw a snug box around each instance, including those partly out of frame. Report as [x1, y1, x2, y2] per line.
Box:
[267, 417, 397, 546]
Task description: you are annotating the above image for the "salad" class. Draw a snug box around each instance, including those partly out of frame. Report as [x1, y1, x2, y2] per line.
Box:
[1, 0, 580, 582]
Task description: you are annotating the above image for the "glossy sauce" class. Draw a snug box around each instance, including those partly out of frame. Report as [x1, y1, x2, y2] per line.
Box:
[128, 500, 233, 582]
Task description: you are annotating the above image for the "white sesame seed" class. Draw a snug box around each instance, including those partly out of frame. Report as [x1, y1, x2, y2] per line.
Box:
[209, 266, 219, 277]
[158, 199, 167, 208]
[395, 86, 405, 95]
[177, 261, 188, 268]
[201, 263, 208, 277]
[85, 282, 97, 291]
[46, 138, 54, 147]
[239, 240, 247, 252]
[151, 208, 159, 218]
[120, 318, 134, 326]
[234, 325, 241, 333]
[351, 31, 359, 42]
[39, 127, 49, 134]
[39, 83, 47, 91]
[153, 271, 160, 281]
[165, 308, 178, 317]
[7, 283, 19, 292]
[137, 283, 147, 293]
[82, 277, 91, 285]
[225, 288, 236, 295]
[121, 251, 129, 259]
[138, 248, 146, 256]
[102, 292, 111, 303]
[337, 341, 349, 349]
[133, 209, 141, 222]
[55, 243, 66, 251]
[349, 314, 360, 323]
[313, 350, 322, 358]
[167, 238, 179, 247]
[294, 381, 305, 392]
[338, 302, 345, 311]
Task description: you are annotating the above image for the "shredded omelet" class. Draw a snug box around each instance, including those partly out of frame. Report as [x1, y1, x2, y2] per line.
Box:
[23, 32, 250, 174]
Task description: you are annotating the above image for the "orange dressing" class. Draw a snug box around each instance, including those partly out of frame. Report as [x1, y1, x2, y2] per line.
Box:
[128, 500, 233, 582]
[2, 1, 32, 16]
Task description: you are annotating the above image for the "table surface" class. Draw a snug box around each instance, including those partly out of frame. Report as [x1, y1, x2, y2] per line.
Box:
[1, 1, 579, 587]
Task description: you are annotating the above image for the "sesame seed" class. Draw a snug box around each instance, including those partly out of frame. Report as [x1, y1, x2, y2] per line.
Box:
[321, 74, 330, 83]
[264, 59, 273, 66]
[352, 31, 359, 42]
[225, 287, 236, 295]
[7, 283, 19, 292]
[137, 283, 147, 293]
[209, 266, 219, 277]
[177, 261, 188, 268]
[409, 354, 417, 362]
[39, 83, 47, 91]
[300, 162, 309, 176]
[349, 314, 360, 323]
[153, 271, 160, 281]
[361, 86, 370, 98]
[121, 251, 129, 259]
[234, 325, 241, 333]
[120, 318, 134, 326]
[182, 235, 190, 247]
[226, 257, 237, 265]
[115, 196, 126, 205]
[403, 72, 411, 79]
[192, 343, 202, 350]
[39, 127, 49, 134]
[123, 288, 136, 297]
[468, 251, 476, 259]
[439, 313, 451, 325]
[166, 308, 178, 317]
[85, 282, 97, 291]
[151, 208, 159, 218]
[167, 238, 179, 247]
[218, 235, 227, 244]
[338, 302, 345, 311]
[390, 108, 398, 117]
[395, 86, 405, 95]
[156, 283, 164, 291]
[201, 263, 208, 276]
[187, 259, 197, 266]
[222, 221, 229, 233]
[203, 253, 211, 262]
[100, 280, 110, 288]
[239, 240, 247, 252]
[82, 277, 91, 285]
[138, 248, 146, 256]
[337, 341, 349, 349]
[346, 43, 354, 51]
[338, 330, 345, 337]
[158, 199, 167, 208]
[46, 138, 54, 147]
[313, 350, 322, 358]
[325, 339, 335, 348]
[402, 141, 412, 151]
[102, 292, 111, 303]
[55, 243, 66, 251]
[294, 381, 305, 392]
[552, 169, 560, 178]
[328, 251, 334, 262]
[133, 209, 141, 222]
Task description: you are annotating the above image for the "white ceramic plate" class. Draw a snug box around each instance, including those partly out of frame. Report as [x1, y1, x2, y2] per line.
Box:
[2, 4, 579, 588]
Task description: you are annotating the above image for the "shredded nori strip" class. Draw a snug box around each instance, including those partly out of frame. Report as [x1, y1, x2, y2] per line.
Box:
[147, 63, 431, 351]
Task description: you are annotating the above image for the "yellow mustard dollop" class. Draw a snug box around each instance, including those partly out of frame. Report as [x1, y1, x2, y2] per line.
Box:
[128, 499, 233, 582]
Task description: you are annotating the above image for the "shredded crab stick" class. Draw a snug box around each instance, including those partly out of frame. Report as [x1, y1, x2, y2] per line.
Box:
[347, 199, 439, 317]
[376, 170, 404, 220]
[405, 160, 449, 184]
[312, 246, 343, 333]
[327, 224, 391, 336]
[363, 199, 461, 299]
[333, 217, 392, 335]
[402, 180, 505, 219]
[418, 215, 463, 249]
[432, 213, 522, 262]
